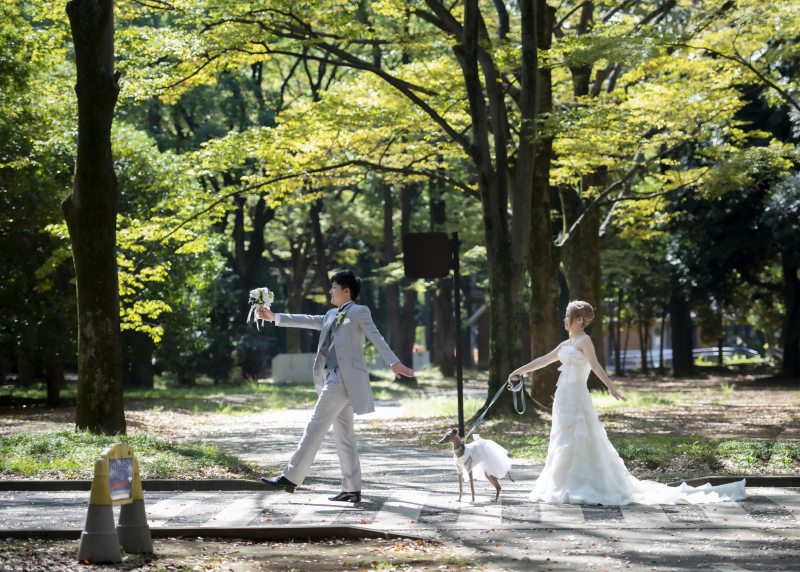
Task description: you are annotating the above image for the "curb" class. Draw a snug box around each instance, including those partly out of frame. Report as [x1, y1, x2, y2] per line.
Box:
[667, 475, 800, 488]
[1, 526, 425, 542]
[0, 480, 264, 492]
[2, 475, 798, 492]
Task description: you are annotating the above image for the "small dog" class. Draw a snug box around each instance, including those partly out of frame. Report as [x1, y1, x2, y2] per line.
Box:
[439, 428, 514, 502]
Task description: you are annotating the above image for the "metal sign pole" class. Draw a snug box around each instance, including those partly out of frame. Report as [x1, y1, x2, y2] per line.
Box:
[451, 231, 464, 437]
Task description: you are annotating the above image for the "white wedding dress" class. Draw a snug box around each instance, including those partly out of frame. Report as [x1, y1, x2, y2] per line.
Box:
[530, 344, 747, 506]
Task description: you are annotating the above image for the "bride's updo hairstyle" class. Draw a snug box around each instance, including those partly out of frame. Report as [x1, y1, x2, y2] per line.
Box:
[567, 300, 594, 327]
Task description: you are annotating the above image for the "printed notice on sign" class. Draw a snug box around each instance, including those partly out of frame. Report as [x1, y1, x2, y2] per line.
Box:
[109, 458, 133, 502]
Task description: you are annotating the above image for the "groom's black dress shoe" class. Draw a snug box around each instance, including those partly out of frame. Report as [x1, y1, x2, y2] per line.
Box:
[328, 491, 361, 503]
[260, 475, 297, 493]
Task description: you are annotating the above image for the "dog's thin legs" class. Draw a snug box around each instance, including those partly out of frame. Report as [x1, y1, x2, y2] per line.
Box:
[486, 473, 502, 502]
[458, 472, 463, 502]
[468, 472, 475, 502]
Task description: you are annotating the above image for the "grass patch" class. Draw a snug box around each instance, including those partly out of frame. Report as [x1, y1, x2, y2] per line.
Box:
[590, 389, 681, 410]
[398, 394, 484, 418]
[0, 430, 260, 480]
[498, 434, 800, 478]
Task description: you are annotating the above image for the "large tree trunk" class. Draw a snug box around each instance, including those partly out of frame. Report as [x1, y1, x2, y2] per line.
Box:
[779, 251, 800, 379]
[615, 288, 624, 375]
[44, 347, 63, 407]
[560, 183, 605, 381]
[659, 307, 667, 374]
[63, 0, 125, 434]
[639, 308, 648, 375]
[383, 182, 403, 361]
[310, 199, 334, 296]
[560, 1, 605, 380]
[670, 286, 694, 377]
[121, 330, 155, 389]
[428, 189, 454, 377]
[231, 195, 274, 376]
[527, 0, 562, 406]
[461, 0, 530, 416]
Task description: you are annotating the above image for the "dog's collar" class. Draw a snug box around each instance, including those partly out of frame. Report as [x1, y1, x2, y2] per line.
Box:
[455, 443, 465, 455]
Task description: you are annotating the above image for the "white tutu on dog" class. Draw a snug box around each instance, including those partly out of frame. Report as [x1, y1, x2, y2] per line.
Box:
[453, 434, 513, 481]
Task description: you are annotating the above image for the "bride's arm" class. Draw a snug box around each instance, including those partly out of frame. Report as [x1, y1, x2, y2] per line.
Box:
[574, 336, 628, 401]
[507, 342, 564, 380]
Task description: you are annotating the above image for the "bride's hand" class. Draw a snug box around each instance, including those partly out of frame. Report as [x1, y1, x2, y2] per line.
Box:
[507, 371, 520, 389]
[609, 387, 628, 402]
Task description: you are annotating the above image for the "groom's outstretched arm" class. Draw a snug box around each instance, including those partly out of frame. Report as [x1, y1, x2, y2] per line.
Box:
[275, 312, 325, 330]
[257, 307, 324, 330]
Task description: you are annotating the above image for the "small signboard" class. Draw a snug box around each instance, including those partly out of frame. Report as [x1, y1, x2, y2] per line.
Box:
[109, 458, 133, 505]
[403, 232, 452, 279]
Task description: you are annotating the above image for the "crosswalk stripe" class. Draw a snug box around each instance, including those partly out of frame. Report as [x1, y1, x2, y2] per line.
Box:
[621, 504, 673, 528]
[539, 502, 586, 527]
[289, 494, 350, 525]
[145, 492, 216, 527]
[703, 501, 751, 528]
[372, 490, 431, 529]
[711, 564, 754, 572]
[457, 499, 502, 527]
[201, 492, 281, 528]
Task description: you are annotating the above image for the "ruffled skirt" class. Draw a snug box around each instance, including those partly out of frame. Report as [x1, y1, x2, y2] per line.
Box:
[471, 435, 513, 481]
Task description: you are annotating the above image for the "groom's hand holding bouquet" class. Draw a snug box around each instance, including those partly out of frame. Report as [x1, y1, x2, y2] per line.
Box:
[256, 307, 275, 322]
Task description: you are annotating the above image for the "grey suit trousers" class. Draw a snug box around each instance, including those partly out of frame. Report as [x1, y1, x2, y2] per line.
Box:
[283, 367, 361, 491]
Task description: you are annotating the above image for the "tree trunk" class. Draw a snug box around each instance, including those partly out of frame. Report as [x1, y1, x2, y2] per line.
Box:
[231, 195, 274, 377]
[526, 0, 561, 407]
[44, 349, 63, 407]
[121, 330, 155, 389]
[431, 279, 455, 378]
[639, 307, 648, 374]
[622, 316, 631, 371]
[428, 189, 454, 377]
[615, 288, 624, 375]
[670, 287, 694, 377]
[285, 290, 307, 354]
[560, 185, 605, 377]
[467, 0, 534, 417]
[561, 185, 605, 390]
[310, 199, 334, 296]
[400, 184, 417, 380]
[63, 0, 125, 434]
[383, 182, 403, 361]
[659, 307, 666, 374]
[560, 1, 605, 379]
[779, 252, 800, 379]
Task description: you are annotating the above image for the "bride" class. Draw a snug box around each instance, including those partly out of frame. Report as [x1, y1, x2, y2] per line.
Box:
[508, 300, 746, 506]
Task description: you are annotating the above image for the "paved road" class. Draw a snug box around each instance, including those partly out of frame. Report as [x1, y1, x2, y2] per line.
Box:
[2, 486, 798, 533]
[2, 486, 799, 571]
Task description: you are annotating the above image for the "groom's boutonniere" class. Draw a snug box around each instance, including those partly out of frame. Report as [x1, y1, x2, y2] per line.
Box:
[336, 310, 347, 326]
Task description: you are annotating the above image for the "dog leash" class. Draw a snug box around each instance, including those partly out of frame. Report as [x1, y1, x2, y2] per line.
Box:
[464, 375, 526, 439]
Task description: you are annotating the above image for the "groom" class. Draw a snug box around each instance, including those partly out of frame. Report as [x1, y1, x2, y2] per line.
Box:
[257, 269, 414, 502]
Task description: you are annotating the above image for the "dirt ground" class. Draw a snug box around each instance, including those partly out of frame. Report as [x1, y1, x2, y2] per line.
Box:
[603, 369, 800, 441]
[0, 536, 471, 572]
[366, 369, 800, 444]
[1, 368, 798, 445]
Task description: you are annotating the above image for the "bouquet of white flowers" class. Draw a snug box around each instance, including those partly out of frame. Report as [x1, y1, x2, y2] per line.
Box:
[247, 287, 275, 330]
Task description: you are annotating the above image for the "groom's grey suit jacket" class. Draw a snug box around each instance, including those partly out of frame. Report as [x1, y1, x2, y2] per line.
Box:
[275, 304, 398, 415]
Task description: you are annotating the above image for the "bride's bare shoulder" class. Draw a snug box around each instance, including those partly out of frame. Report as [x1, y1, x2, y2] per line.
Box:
[573, 334, 596, 353]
